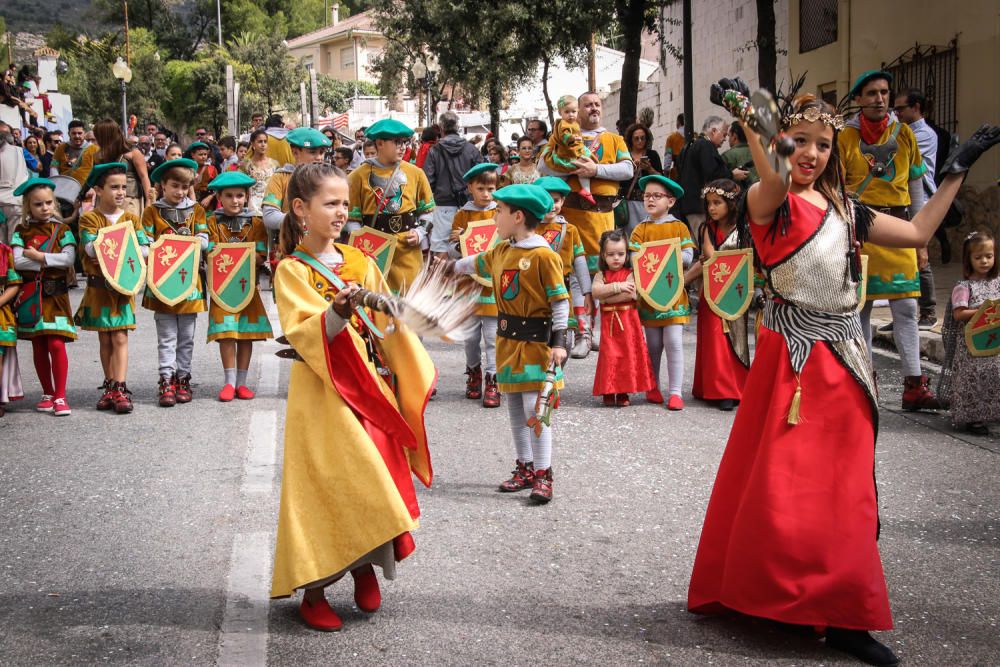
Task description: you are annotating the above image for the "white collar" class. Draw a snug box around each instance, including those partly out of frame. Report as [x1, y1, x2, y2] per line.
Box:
[509, 234, 549, 249]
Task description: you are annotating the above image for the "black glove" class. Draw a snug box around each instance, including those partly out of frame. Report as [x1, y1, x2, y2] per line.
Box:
[939, 124, 1000, 175]
[710, 77, 753, 121]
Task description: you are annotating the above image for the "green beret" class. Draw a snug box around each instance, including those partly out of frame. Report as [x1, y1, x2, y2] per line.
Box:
[493, 184, 553, 221]
[13, 177, 55, 198]
[84, 162, 128, 191]
[365, 118, 413, 140]
[207, 171, 257, 192]
[462, 163, 499, 181]
[533, 176, 572, 195]
[150, 158, 199, 184]
[638, 174, 684, 198]
[850, 70, 893, 98]
[286, 127, 332, 149]
[187, 141, 210, 152]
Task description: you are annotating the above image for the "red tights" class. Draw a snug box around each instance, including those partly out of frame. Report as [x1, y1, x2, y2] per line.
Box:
[31, 335, 68, 399]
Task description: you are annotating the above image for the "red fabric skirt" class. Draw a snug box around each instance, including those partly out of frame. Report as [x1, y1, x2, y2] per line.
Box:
[688, 325, 892, 630]
[592, 304, 656, 396]
[692, 298, 749, 401]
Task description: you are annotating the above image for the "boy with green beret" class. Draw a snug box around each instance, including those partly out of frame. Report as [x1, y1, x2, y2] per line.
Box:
[260, 127, 331, 232]
[452, 183, 569, 504]
[204, 171, 274, 402]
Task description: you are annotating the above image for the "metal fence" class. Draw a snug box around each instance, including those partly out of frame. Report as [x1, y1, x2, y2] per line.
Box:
[799, 0, 838, 53]
[883, 40, 959, 134]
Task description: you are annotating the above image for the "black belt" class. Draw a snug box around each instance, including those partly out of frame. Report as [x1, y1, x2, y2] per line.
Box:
[86, 274, 114, 290]
[871, 205, 909, 220]
[362, 212, 418, 234]
[42, 278, 68, 296]
[563, 192, 620, 213]
[497, 313, 551, 343]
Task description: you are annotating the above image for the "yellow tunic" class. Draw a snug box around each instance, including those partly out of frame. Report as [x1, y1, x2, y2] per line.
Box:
[75, 210, 147, 332]
[348, 161, 435, 294]
[53, 143, 99, 184]
[536, 219, 585, 278]
[451, 206, 498, 317]
[839, 122, 925, 300]
[141, 203, 209, 314]
[265, 135, 294, 167]
[205, 212, 273, 342]
[630, 218, 694, 326]
[0, 245, 21, 348]
[261, 168, 293, 214]
[473, 239, 568, 393]
[561, 130, 630, 273]
[270, 244, 436, 598]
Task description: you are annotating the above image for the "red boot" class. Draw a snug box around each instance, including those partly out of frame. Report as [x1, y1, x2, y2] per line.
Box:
[351, 564, 381, 613]
[529, 467, 553, 504]
[902, 375, 942, 411]
[112, 383, 133, 414]
[299, 595, 342, 632]
[158, 375, 176, 408]
[465, 365, 483, 399]
[498, 460, 535, 492]
[175, 373, 193, 403]
[96, 379, 114, 411]
[482, 373, 500, 408]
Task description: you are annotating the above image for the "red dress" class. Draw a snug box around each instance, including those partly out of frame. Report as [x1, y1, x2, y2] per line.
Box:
[692, 222, 750, 401]
[688, 194, 892, 631]
[592, 268, 656, 396]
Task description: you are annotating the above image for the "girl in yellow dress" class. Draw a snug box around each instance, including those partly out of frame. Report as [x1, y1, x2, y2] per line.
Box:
[270, 162, 436, 632]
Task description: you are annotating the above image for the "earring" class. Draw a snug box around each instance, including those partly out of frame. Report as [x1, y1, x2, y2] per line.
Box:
[302, 219, 310, 236]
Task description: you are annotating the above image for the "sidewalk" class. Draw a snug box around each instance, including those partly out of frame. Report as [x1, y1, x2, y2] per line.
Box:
[869, 255, 962, 364]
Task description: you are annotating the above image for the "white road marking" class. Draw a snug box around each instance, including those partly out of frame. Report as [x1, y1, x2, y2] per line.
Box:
[217, 532, 272, 667]
[242, 410, 278, 495]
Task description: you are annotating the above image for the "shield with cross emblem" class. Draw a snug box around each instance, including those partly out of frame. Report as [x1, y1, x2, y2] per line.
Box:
[207, 242, 256, 314]
[633, 237, 685, 312]
[349, 226, 397, 276]
[459, 219, 500, 288]
[146, 234, 202, 306]
[702, 248, 754, 321]
[965, 299, 1000, 357]
[95, 221, 147, 296]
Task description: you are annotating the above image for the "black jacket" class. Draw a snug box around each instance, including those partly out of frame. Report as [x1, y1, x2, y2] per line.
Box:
[424, 133, 483, 207]
[676, 137, 730, 216]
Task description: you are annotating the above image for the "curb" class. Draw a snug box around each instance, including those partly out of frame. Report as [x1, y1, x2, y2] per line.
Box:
[871, 318, 946, 365]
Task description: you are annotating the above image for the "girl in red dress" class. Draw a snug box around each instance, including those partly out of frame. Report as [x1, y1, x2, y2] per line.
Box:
[691, 179, 750, 411]
[591, 229, 655, 406]
[688, 85, 997, 666]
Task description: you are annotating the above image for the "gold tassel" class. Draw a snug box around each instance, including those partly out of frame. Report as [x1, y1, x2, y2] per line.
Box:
[721, 319, 730, 334]
[787, 381, 802, 425]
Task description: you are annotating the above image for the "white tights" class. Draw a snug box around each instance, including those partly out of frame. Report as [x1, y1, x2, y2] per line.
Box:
[506, 391, 552, 470]
[644, 324, 684, 397]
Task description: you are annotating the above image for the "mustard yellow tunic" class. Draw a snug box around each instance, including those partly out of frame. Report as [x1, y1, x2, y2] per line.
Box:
[348, 161, 435, 294]
[205, 212, 274, 342]
[0, 245, 21, 348]
[261, 168, 293, 215]
[451, 206, 498, 317]
[630, 218, 694, 327]
[270, 244, 436, 598]
[53, 143, 99, 184]
[473, 239, 569, 393]
[265, 135, 294, 168]
[74, 210, 148, 332]
[11, 220, 77, 340]
[839, 122, 926, 301]
[560, 130, 630, 272]
[141, 203, 209, 314]
[536, 219, 586, 278]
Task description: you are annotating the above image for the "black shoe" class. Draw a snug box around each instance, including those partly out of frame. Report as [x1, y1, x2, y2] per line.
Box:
[918, 313, 937, 330]
[826, 628, 899, 666]
[718, 398, 736, 411]
[967, 421, 989, 436]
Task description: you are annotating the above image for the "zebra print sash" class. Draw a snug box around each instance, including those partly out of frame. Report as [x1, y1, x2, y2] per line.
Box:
[762, 300, 864, 373]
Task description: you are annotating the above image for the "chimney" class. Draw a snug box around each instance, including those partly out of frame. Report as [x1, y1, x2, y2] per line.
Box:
[331, 3, 340, 26]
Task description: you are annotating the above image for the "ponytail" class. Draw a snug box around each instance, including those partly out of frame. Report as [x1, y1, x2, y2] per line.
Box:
[276, 162, 348, 258]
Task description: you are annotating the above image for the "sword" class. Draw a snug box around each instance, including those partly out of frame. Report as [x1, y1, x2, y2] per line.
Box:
[527, 362, 560, 437]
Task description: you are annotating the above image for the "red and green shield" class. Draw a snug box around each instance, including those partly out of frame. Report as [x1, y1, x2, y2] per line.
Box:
[207, 242, 256, 314]
[349, 226, 397, 276]
[95, 221, 147, 296]
[500, 269, 520, 300]
[633, 237, 684, 312]
[703, 248, 753, 320]
[146, 234, 202, 306]
[965, 299, 1000, 357]
[460, 219, 500, 288]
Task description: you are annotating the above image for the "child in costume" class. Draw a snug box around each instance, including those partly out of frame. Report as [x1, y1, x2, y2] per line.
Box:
[142, 158, 209, 407]
[534, 176, 593, 355]
[189, 141, 218, 207]
[75, 163, 150, 414]
[688, 82, 997, 666]
[269, 162, 436, 632]
[591, 229, 655, 406]
[0, 240, 23, 416]
[11, 178, 77, 416]
[542, 95, 596, 205]
[447, 162, 501, 407]
[205, 171, 274, 401]
[691, 179, 750, 411]
[453, 184, 570, 503]
[938, 230, 1000, 435]
[628, 174, 694, 410]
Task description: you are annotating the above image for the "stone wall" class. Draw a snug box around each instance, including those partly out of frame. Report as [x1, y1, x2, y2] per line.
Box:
[932, 184, 1000, 261]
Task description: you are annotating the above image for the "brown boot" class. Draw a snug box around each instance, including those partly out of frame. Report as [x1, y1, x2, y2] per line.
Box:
[482, 373, 500, 408]
[465, 365, 482, 399]
[902, 375, 942, 411]
[529, 467, 553, 504]
[498, 460, 534, 492]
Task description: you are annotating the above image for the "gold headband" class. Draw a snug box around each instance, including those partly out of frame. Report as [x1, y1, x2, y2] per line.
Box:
[783, 106, 845, 130]
[701, 186, 738, 201]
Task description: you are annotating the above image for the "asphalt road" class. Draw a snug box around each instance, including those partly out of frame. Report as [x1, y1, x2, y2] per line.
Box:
[0, 287, 996, 666]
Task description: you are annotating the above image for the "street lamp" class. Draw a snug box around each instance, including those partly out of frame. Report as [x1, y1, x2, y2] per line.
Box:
[411, 55, 437, 126]
[111, 56, 133, 132]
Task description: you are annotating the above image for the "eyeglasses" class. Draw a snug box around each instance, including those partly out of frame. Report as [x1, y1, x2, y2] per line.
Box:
[892, 104, 911, 112]
[392, 138, 408, 145]
[642, 192, 671, 200]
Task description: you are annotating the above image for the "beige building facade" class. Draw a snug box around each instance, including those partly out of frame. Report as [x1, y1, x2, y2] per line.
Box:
[285, 10, 385, 84]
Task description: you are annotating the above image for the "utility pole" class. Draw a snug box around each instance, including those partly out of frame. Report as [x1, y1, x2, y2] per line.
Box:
[123, 1, 131, 64]
[682, 0, 693, 143]
[216, 0, 223, 47]
[588, 32, 597, 92]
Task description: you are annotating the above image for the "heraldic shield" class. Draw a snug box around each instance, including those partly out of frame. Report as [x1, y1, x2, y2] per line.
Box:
[633, 237, 684, 312]
[703, 248, 754, 321]
[146, 234, 202, 306]
[95, 221, 147, 296]
[207, 242, 256, 314]
[349, 226, 397, 276]
[965, 299, 1000, 357]
[459, 219, 500, 288]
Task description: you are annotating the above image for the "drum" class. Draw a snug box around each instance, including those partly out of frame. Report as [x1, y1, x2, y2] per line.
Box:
[51, 175, 82, 206]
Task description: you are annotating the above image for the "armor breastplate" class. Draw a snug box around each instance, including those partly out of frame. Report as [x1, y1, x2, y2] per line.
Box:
[217, 213, 253, 241]
[160, 205, 196, 233]
[859, 135, 898, 179]
[368, 166, 407, 214]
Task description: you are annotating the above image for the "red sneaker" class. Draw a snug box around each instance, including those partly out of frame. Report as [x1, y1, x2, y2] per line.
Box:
[236, 386, 256, 400]
[616, 393, 631, 407]
[498, 460, 535, 492]
[529, 467, 553, 504]
[667, 394, 684, 411]
[36, 394, 55, 412]
[902, 375, 942, 411]
[299, 596, 342, 632]
[158, 376, 176, 408]
[465, 365, 482, 399]
[351, 564, 381, 613]
[96, 380, 114, 410]
[52, 397, 72, 416]
[645, 388, 664, 404]
[218, 384, 236, 402]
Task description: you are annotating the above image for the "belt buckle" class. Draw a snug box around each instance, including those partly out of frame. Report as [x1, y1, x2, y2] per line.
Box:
[499, 317, 508, 332]
[388, 215, 403, 233]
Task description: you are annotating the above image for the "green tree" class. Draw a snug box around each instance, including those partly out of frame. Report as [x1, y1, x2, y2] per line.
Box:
[316, 75, 379, 114]
[226, 31, 305, 117]
[93, 0, 216, 60]
[160, 49, 228, 136]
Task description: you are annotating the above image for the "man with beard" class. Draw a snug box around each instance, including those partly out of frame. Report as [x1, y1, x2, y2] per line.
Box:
[53, 119, 99, 185]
